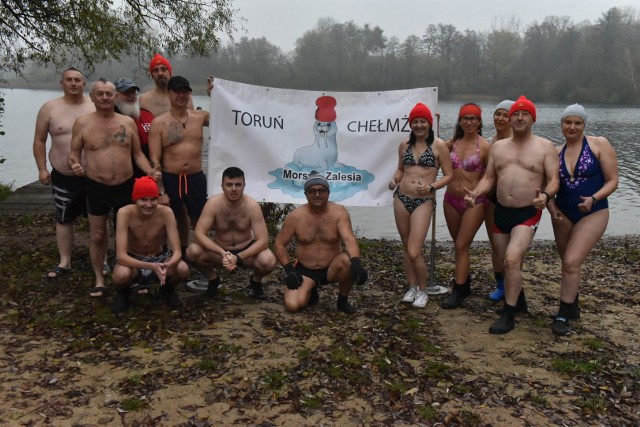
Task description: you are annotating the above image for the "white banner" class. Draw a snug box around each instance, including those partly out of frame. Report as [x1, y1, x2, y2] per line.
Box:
[209, 79, 438, 206]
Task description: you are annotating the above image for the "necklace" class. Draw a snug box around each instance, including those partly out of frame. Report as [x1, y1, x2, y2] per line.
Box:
[170, 111, 188, 128]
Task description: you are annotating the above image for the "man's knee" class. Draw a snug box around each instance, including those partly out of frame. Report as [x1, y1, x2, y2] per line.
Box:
[185, 243, 203, 263]
[283, 294, 305, 313]
[254, 250, 277, 273]
[112, 265, 134, 288]
[169, 261, 190, 282]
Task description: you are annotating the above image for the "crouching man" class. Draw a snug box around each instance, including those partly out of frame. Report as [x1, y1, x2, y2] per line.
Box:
[112, 176, 189, 312]
[186, 167, 277, 299]
[274, 172, 368, 314]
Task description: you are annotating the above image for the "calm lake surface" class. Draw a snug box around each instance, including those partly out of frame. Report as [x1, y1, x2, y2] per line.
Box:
[1, 88, 638, 240]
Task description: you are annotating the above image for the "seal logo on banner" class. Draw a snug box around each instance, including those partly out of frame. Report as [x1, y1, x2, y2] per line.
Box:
[268, 95, 374, 201]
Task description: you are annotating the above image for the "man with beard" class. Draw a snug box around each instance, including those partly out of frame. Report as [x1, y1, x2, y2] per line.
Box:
[464, 96, 559, 334]
[139, 53, 193, 117]
[114, 77, 155, 177]
[68, 79, 156, 297]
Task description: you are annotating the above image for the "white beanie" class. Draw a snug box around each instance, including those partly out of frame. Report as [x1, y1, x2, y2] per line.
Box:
[494, 100, 515, 114]
[561, 103, 587, 124]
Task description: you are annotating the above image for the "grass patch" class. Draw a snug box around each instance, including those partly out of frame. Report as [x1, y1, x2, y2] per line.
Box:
[301, 393, 324, 409]
[530, 393, 548, 407]
[198, 358, 219, 372]
[574, 394, 608, 414]
[120, 397, 147, 411]
[461, 410, 482, 426]
[259, 370, 287, 390]
[416, 403, 438, 420]
[297, 347, 312, 359]
[551, 356, 602, 375]
[583, 338, 604, 351]
[422, 361, 449, 380]
[0, 182, 13, 202]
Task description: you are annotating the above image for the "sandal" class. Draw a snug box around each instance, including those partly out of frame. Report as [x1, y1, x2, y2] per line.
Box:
[90, 286, 109, 298]
[102, 263, 111, 275]
[46, 266, 71, 281]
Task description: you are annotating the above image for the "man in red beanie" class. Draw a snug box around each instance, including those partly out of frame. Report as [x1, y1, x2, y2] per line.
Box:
[464, 95, 559, 334]
[111, 176, 189, 312]
[140, 53, 194, 117]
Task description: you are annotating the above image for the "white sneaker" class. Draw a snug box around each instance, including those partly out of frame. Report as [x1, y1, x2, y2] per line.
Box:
[426, 285, 449, 296]
[401, 286, 418, 303]
[412, 291, 428, 308]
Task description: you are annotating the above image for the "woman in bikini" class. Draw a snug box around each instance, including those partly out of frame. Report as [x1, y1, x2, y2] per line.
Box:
[441, 103, 491, 309]
[388, 103, 452, 308]
[547, 104, 618, 335]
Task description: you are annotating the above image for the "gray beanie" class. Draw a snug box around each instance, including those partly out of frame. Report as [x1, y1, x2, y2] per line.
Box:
[561, 103, 587, 124]
[494, 99, 515, 114]
[304, 171, 330, 191]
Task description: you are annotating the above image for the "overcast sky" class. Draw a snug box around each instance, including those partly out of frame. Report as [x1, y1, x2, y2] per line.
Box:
[228, 0, 634, 52]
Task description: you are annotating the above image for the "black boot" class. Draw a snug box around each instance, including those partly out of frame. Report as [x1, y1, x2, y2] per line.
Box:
[250, 276, 266, 300]
[337, 294, 357, 314]
[490, 302, 516, 334]
[495, 289, 528, 314]
[441, 281, 471, 309]
[161, 284, 183, 309]
[549, 294, 580, 320]
[308, 287, 320, 306]
[552, 301, 574, 336]
[112, 287, 131, 313]
[206, 277, 221, 299]
[568, 294, 580, 319]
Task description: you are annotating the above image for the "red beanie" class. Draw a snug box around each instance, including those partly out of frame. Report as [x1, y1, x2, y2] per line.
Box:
[315, 96, 337, 122]
[408, 103, 433, 127]
[459, 104, 482, 119]
[149, 54, 172, 76]
[509, 95, 536, 122]
[132, 176, 159, 201]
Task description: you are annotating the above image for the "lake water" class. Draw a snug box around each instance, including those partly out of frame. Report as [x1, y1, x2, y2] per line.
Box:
[1, 88, 638, 240]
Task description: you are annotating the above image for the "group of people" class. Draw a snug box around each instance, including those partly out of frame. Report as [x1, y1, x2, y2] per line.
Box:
[33, 55, 367, 314]
[392, 97, 618, 336]
[33, 57, 618, 335]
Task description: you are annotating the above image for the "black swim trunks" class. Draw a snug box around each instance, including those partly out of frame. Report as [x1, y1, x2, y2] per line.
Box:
[295, 261, 330, 286]
[493, 202, 542, 234]
[51, 168, 87, 224]
[162, 171, 207, 221]
[227, 240, 256, 256]
[86, 177, 134, 217]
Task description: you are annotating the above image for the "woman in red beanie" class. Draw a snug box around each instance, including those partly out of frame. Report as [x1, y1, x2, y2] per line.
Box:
[388, 103, 453, 308]
[441, 103, 491, 309]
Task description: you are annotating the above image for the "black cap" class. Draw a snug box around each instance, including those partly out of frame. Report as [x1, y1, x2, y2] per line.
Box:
[167, 76, 192, 92]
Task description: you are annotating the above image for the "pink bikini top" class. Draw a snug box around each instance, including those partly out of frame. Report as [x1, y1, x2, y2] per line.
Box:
[450, 137, 485, 173]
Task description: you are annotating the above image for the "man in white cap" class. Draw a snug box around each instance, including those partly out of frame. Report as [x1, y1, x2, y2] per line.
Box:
[274, 171, 368, 314]
[114, 77, 155, 177]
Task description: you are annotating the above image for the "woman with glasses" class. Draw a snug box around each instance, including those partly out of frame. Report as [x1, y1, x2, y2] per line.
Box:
[388, 103, 452, 308]
[440, 103, 491, 309]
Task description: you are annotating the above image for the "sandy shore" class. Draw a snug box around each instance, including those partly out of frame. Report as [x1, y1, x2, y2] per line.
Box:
[0, 214, 638, 426]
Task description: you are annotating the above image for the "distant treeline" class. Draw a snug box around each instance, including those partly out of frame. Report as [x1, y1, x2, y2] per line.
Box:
[9, 7, 640, 104]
